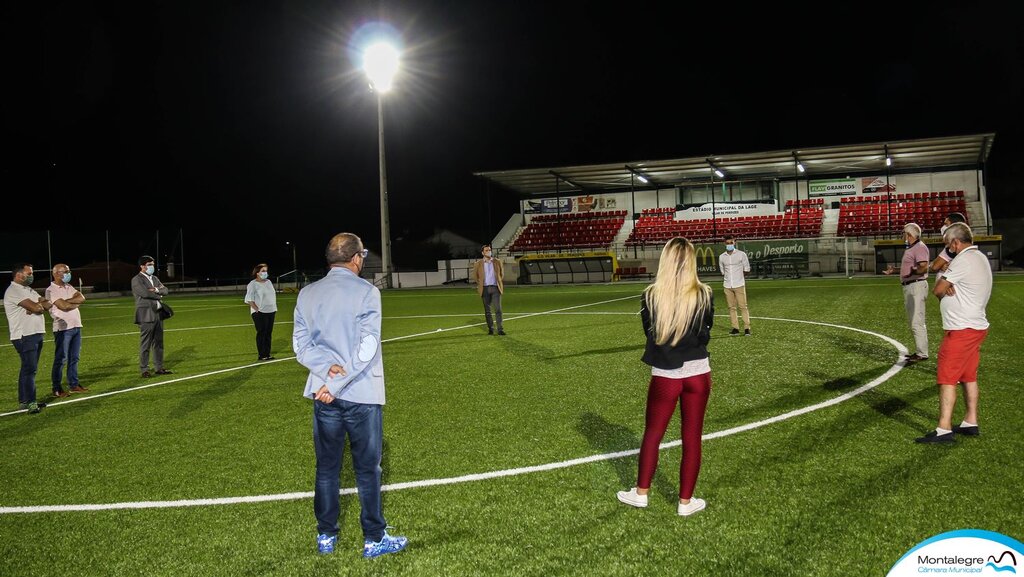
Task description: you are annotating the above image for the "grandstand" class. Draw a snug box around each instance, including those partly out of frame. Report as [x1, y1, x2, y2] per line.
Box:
[475, 134, 999, 282]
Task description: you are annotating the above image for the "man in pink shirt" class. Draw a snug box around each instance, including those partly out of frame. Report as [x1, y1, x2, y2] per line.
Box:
[45, 263, 88, 396]
[883, 223, 931, 363]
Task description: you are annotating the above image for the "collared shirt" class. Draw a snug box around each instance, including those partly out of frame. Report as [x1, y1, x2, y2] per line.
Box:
[44, 282, 84, 332]
[244, 279, 278, 313]
[939, 245, 991, 331]
[719, 250, 750, 289]
[4, 282, 45, 340]
[900, 241, 930, 282]
[483, 259, 497, 286]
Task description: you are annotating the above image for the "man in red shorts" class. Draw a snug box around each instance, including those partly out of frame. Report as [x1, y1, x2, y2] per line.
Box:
[916, 223, 992, 444]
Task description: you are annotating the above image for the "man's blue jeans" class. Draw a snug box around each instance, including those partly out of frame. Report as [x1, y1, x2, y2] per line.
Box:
[11, 333, 44, 405]
[312, 399, 386, 542]
[52, 327, 82, 390]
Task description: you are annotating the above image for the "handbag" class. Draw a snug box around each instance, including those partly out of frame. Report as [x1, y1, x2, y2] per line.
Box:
[159, 302, 174, 320]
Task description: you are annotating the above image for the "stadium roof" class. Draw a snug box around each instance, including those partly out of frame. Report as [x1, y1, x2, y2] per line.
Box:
[474, 133, 996, 197]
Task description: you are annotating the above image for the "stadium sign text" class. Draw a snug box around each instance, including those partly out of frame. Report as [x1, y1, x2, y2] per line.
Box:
[809, 178, 858, 197]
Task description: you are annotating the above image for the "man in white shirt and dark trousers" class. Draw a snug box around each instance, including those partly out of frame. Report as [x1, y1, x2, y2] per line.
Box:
[4, 263, 52, 414]
[719, 235, 752, 336]
[916, 223, 992, 444]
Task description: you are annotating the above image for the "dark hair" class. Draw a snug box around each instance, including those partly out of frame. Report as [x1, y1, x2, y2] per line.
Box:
[325, 233, 362, 265]
[724, 234, 736, 242]
[252, 263, 268, 278]
[138, 255, 155, 266]
[481, 244, 491, 252]
[12, 262, 31, 276]
[946, 212, 966, 224]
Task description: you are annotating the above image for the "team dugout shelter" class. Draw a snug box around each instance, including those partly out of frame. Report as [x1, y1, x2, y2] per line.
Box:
[475, 134, 999, 283]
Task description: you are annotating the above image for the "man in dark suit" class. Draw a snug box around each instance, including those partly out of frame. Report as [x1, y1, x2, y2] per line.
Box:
[132, 255, 172, 378]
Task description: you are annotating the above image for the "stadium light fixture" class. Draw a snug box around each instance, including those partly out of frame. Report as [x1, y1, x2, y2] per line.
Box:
[707, 159, 725, 179]
[360, 36, 401, 288]
[636, 174, 648, 184]
[886, 156, 892, 166]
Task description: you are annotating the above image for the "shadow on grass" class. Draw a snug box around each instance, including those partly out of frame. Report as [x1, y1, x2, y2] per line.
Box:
[165, 345, 197, 366]
[577, 412, 676, 506]
[544, 344, 644, 361]
[167, 367, 251, 418]
[856, 385, 937, 433]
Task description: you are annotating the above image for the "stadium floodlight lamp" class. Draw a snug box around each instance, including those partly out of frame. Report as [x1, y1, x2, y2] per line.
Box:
[797, 162, 805, 173]
[886, 156, 892, 166]
[713, 168, 724, 178]
[363, 42, 400, 93]
[636, 174, 648, 184]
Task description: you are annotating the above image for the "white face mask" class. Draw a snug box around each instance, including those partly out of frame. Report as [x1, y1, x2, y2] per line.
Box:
[940, 225, 949, 235]
[145, 265, 155, 275]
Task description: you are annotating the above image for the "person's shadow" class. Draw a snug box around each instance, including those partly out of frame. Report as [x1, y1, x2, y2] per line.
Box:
[577, 412, 676, 505]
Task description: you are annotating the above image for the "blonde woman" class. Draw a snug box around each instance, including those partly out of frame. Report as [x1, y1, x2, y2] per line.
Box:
[617, 237, 715, 516]
[244, 263, 278, 360]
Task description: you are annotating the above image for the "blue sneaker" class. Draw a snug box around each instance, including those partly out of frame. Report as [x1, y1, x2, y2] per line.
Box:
[363, 530, 407, 559]
[316, 533, 337, 555]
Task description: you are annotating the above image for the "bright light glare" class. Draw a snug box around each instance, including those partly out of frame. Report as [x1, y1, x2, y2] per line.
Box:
[363, 42, 400, 92]
[636, 175, 648, 183]
[886, 156, 892, 166]
[797, 162, 805, 173]
[714, 169, 725, 178]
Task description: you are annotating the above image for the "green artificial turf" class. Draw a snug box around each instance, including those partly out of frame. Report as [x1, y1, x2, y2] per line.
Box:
[1, 277, 1022, 576]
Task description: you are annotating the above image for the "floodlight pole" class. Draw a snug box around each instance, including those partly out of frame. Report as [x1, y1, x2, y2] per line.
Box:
[377, 93, 393, 288]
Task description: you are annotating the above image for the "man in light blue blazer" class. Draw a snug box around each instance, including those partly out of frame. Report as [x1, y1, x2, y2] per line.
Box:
[293, 232, 407, 559]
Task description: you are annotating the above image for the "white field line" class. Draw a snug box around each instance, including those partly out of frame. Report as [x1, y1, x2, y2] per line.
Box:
[0, 295, 639, 417]
[0, 316, 907, 514]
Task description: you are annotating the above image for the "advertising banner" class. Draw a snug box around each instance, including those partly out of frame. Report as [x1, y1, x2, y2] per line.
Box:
[525, 198, 574, 214]
[692, 240, 809, 275]
[809, 178, 858, 197]
[862, 176, 896, 193]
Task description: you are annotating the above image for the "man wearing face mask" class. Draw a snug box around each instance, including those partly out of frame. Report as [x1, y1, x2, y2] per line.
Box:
[132, 255, 172, 378]
[883, 223, 930, 363]
[471, 244, 505, 335]
[929, 212, 967, 282]
[4, 263, 52, 413]
[293, 232, 407, 558]
[916, 222, 991, 444]
[45, 263, 88, 397]
[718, 235, 751, 336]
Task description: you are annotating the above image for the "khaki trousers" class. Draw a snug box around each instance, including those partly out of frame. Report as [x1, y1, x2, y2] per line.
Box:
[723, 286, 750, 330]
[902, 280, 929, 358]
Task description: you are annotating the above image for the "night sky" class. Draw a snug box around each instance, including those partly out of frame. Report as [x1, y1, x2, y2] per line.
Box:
[9, 1, 1023, 278]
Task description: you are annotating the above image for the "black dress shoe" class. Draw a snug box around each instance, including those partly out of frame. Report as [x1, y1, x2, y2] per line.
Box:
[915, 430, 955, 444]
[487, 329, 494, 335]
[497, 330, 506, 336]
[141, 371, 152, 378]
[952, 425, 980, 436]
[729, 328, 740, 336]
[154, 369, 173, 375]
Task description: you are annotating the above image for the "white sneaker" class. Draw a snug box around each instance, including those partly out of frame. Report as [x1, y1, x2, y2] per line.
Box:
[616, 488, 648, 508]
[677, 498, 706, 516]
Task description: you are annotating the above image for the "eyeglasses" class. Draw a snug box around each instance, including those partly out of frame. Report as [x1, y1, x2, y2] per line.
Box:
[358, 249, 369, 258]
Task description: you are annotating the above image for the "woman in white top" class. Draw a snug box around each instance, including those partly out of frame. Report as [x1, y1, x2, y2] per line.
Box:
[244, 263, 278, 360]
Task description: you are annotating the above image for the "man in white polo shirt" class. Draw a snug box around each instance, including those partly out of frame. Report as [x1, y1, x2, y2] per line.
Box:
[915, 223, 992, 444]
[45, 263, 88, 397]
[719, 235, 751, 336]
[4, 263, 53, 414]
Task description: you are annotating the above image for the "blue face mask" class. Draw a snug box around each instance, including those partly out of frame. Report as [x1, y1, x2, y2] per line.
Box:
[725, 244, 735, 252]
[145, 265, 155, 275]
[258, 272, 268, 280]
[62, 273, 72, 283]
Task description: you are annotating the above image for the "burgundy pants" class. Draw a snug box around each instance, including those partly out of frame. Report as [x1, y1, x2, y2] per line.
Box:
[637, 373, 712, 500]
